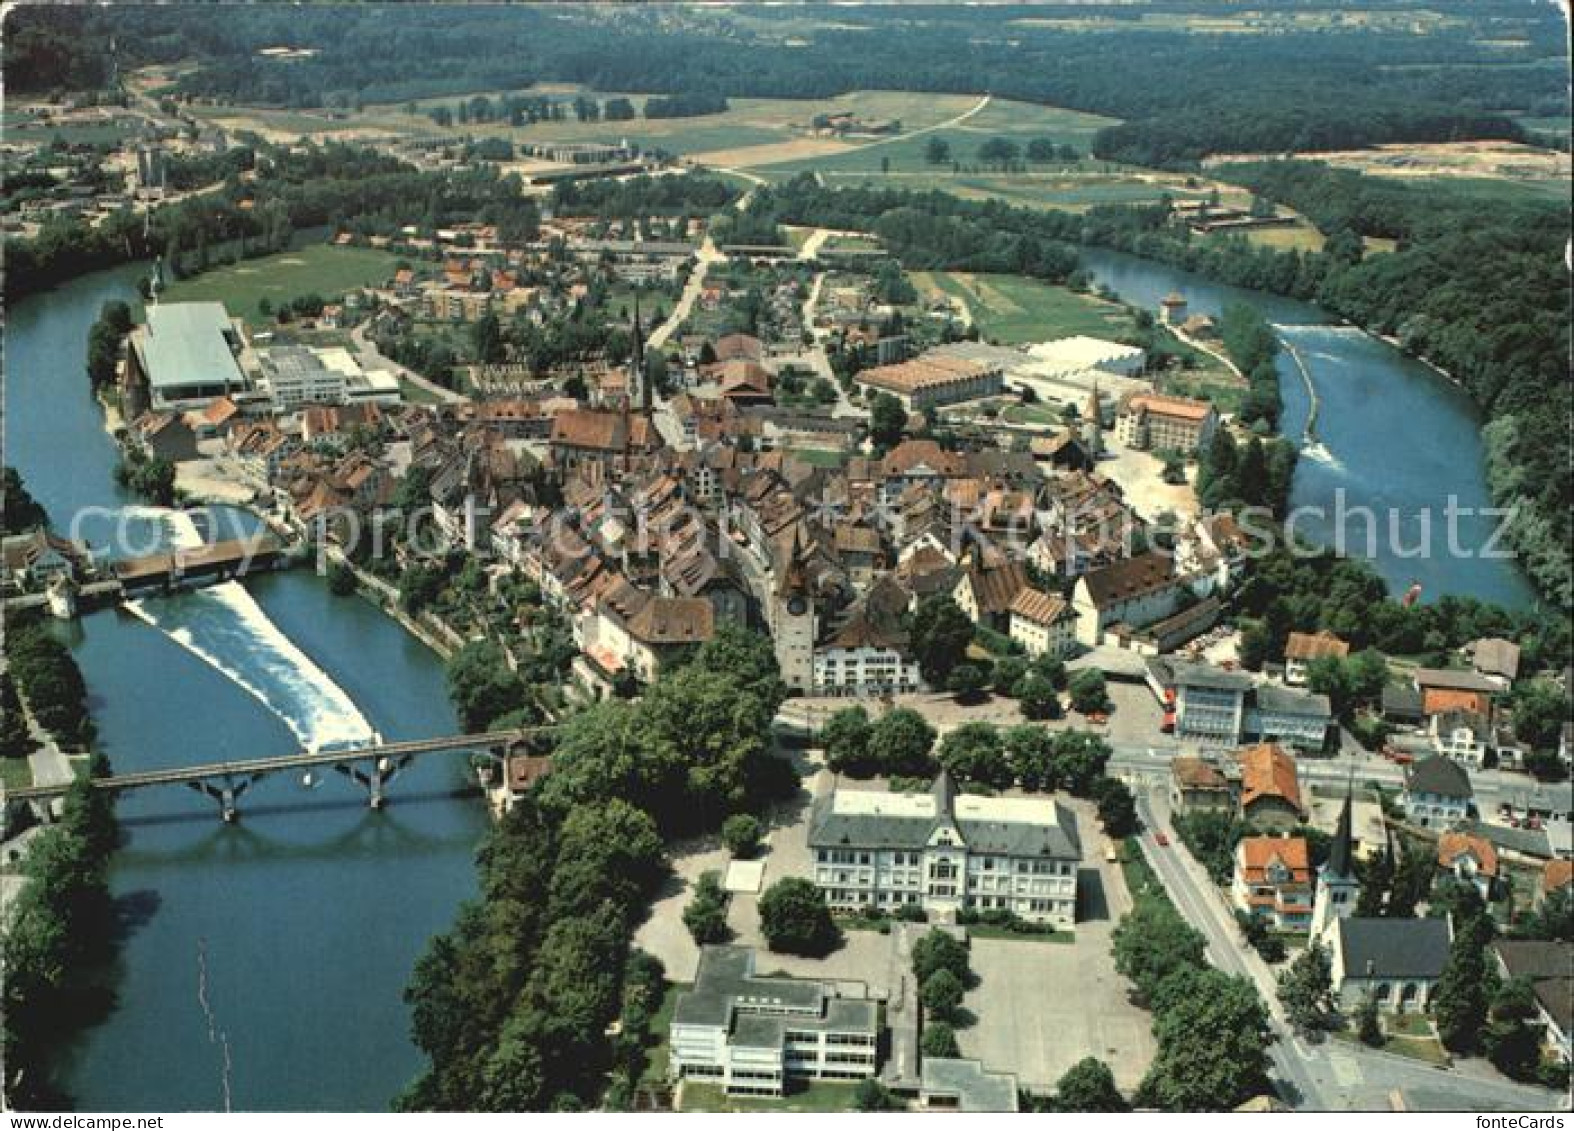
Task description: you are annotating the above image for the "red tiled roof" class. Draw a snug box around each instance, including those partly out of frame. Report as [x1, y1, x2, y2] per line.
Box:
[1239, 743, 1303, 815]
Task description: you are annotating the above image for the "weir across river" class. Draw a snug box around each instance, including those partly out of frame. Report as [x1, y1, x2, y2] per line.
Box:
[3, 727, 552, 822]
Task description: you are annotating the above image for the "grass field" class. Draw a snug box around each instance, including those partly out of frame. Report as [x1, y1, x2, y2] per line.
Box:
[639, 982, 687, 1088]
[1, 757, 32, 791]
[680, 1080, 860, 1113]
[911, 271, 1135, 344]
[161, 245, 401, 321]
[1233, 225, 1327, 252]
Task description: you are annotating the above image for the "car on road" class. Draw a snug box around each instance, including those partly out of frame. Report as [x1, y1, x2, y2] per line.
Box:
[1154, 831, 1170, 847]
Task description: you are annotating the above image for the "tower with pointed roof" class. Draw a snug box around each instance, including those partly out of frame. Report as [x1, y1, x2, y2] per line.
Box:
[1310, 785, 1361, 943]
[633, 292, 652, 417]
[1081, 380, 1103, 457]
[770, 523, 818, 693]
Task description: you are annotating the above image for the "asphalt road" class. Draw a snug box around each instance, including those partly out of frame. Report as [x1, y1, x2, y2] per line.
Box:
[1134, 786, 1567, 1112]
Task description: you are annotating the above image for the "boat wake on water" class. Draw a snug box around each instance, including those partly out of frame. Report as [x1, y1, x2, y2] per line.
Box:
[125, 580, 376, 754]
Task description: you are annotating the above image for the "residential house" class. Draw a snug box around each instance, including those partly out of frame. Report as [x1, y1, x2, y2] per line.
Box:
[1237, 742, 1305, 832]
[1169, 756, 1236, 814]
[128, 411, 200, 462]
[952, 553, 1029, 632]
[1465, 637, 1521, 688]
[1402, 755, 1473, 828]
[1413, 668, 1499, 719]
[1231, 835, 1314, 931]
[1329, 916, 1452, 1014]
[1381, 684, 1425, 728]
[1284, 630, 1349, 686]
[808, 771, 1081, 927]
[813, 588, 922, 698]
[1490, 940, 1572, 1066]
[1071, 551, 1186, 649]
[1430, 709, 1492, 769]
[2, 531, 89, 593]
[1008, 587, 1077, 659]
[669, 946, 879, 1096]
[1436, 830, 1499, 901]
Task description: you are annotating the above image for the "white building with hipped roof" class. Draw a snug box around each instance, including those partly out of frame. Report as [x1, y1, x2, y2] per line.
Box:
[808, 772, 1081, 927]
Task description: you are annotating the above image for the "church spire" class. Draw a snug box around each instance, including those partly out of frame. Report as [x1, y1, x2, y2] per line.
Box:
[1326, 781, 1355, 880]
[633, 291, 652, 417]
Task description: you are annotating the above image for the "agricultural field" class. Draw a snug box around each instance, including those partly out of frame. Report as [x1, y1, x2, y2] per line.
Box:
[1219, 224, 1327, 253]
[1208, 140, 1570, 196]
[909, 271, 1136, 345]
[160, 244, 401, 322]
[751, 95, 1114, 179]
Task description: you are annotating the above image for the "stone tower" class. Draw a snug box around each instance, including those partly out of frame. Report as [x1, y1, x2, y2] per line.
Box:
[770, 525, 818, 693]
[1310, 786, 1361, 943]
[1081, 380, 1103, 457]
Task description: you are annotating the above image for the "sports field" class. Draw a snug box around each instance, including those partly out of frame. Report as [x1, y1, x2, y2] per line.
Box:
[910, 272, 1136, 344]
[160, 245, 401, 321]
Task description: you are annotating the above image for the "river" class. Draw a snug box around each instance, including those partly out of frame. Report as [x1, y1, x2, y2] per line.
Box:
[1079, 247, 1538, 610]
[5, 266, 486, 1111]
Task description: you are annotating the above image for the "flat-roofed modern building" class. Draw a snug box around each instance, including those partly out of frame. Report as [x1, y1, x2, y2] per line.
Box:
[669, 946, 878, 1096]
[127, 302, 251, 410]
[808, 771, 1081, 927]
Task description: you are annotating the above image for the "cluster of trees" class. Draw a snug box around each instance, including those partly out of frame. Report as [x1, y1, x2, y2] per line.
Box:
[758, 876, 840, 957]
[1428, 886, 1567, 1088]
[913, 929, 975, 1058]
[2, 672, 39, 763]
[765, 177, 1079, 284]
[1112, 883, 1274, 1110]
[426, 93, 567, 128]
[683, 871, 731, 945]
[1195, 429, 1298, 518]
[1216, 302, 1284, 430]
[3, 466, 50, 533]
[2, 754, 119, 1109]
[1226, 545, 1571, 711]
[403, 626, 793, 1110]
[6, 623, 94, 749]
[444, 640, 532, 732]
[643, 92, 727, 119]
[84, 299, 133, 391]
[551, 172, 737, 219]
[114, 450, 177, 507]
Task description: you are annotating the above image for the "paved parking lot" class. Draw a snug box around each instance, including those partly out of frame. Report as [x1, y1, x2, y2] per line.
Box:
[956, 798, 1156, 1094]
[635, 769, 1159, 1098]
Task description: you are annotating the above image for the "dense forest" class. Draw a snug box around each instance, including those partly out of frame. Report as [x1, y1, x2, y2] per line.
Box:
[5, 4, 1565, 161]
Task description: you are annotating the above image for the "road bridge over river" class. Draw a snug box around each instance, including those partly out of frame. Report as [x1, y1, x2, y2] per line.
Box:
[2, 727, 554, 822]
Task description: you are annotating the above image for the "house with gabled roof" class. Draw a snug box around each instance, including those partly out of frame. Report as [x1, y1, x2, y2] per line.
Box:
[1237, 742, 1304, 832]
[1402, 755, 1473, 828]
[1071, 550, 1187, 648]
[1436, 830, 1499, 900]
[1231, 835, 1313, 930]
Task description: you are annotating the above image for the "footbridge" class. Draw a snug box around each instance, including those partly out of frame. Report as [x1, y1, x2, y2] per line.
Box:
[2, 728, 554, 822]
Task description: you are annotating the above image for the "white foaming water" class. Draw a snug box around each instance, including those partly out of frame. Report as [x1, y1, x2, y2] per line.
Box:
[1298, 440, 1346, 473]
[1271, 323, 1369, 340]
[115, 505, 206, 553]
[126, 580, 375, 753]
